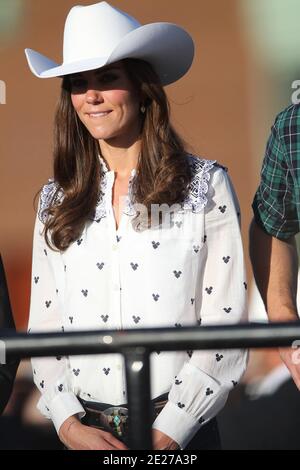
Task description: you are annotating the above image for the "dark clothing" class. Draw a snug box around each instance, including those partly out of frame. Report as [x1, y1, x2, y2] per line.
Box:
[0, 255, 19, 414]
[218, 379, 300, 450]
[185, 418, 221, 450]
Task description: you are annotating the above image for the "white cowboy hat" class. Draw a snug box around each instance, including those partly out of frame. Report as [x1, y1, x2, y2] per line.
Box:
[25, 1, 194, 86]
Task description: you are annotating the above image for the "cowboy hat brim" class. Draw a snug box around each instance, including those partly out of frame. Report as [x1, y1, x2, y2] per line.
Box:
[25, 23, 194, 86]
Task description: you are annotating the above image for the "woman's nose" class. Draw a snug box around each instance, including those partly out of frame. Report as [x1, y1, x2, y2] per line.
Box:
[86, 88, 104, 104]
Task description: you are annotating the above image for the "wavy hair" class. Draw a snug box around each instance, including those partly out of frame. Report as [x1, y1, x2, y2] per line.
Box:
[44, 59, 192, 251]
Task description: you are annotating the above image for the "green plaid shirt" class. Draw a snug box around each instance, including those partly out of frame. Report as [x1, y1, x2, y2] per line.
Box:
[252, 104, 300, 240]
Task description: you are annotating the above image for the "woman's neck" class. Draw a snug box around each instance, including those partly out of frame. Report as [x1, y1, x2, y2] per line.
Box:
[99, 137, 141, 179]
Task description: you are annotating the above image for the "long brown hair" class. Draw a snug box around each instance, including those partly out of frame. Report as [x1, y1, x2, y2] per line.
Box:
[44, 59, 192, 251]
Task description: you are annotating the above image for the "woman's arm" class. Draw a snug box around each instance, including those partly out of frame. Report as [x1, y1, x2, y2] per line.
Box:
[28, 212, 85, 433]
[153, 167, 248, 449]
[29, 206, 128, 449]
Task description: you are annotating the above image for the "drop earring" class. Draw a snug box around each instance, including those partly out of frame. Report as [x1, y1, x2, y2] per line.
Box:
[140, 105, 146, 114]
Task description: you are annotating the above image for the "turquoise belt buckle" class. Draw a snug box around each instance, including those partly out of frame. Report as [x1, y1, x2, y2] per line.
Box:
[103, 406, 128, 437]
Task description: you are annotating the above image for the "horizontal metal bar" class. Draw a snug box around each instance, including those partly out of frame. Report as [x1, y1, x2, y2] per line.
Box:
[1, 322, 300, 360]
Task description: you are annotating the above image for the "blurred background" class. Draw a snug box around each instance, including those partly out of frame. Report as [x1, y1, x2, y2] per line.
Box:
[1, 0, 300, 449]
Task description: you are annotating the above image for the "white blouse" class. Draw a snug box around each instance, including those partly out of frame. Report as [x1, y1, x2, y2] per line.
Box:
[28, 154, 248, 449]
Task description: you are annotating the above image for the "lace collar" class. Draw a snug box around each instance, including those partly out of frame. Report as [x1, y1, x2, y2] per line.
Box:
[94, 155, 137, 222]
[182, 155, 216, 213]
[94, 154, 216, 221]
[38, 155, 217, 224]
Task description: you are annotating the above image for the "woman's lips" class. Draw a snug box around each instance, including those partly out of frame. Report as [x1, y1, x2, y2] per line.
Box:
[87, 111, 112, 118]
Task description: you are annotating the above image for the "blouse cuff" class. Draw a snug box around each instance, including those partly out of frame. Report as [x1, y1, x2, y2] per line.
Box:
[152, 401, 200, 449]
[40, 392, 86, 434]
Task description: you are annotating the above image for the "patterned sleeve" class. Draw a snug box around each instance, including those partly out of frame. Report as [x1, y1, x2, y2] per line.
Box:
[153, 167, 248, 449]
[28, 187, 85, 433]
[252, 107, 300, 240]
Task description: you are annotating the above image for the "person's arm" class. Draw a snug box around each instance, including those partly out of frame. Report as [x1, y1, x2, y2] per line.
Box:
[250, 108, 300, 389]
[0, 255, 19, 414]
[153, 167, 248, 449]
[29, 193, 127, 450]
[250, 110, 299, 322]
[249, 222, 300, 391]
[28, 211, 85, 430]
[249, 220, 298, 322]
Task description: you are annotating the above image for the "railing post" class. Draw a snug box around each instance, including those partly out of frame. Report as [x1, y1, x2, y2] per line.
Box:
[124, 347, 152, 450]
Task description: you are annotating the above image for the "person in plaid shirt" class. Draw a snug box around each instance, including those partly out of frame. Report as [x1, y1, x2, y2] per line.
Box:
[250, 103, 300, 390]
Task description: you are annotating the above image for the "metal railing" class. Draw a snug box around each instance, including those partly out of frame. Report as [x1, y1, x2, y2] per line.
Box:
[1, 322, 300, 449]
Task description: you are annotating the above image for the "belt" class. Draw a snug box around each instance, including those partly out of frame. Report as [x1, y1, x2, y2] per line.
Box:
[79, 393, 168, 442]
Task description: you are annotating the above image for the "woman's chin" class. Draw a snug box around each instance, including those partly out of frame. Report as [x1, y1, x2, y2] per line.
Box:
[90, 131, 112, 141]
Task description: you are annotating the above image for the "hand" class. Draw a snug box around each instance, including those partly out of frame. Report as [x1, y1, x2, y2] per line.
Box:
[59, 416, 128, 450]
[152, 429, 180, 450]
[279, 346, 300, 390]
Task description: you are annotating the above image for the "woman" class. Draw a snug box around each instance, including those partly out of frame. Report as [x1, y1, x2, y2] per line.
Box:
[26, 2, 248, 450]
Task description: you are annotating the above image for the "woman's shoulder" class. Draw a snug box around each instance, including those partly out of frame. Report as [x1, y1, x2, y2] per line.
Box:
[186, 153, 227, 176]
[186, 153, 230, 191]
[38, 179, 64, 223]
[183, 154, 228, 213]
